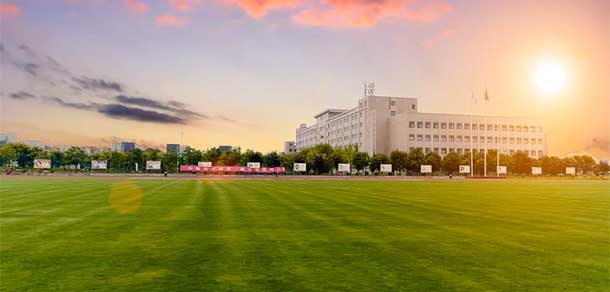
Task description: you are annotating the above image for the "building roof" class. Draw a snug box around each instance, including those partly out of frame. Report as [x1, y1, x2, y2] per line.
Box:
[313, 109, 349, 119]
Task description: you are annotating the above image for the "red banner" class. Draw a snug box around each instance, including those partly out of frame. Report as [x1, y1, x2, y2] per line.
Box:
[180, 165, 285, 173]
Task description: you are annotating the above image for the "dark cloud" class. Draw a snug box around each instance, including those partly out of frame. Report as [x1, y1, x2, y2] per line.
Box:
[44, 96, 188, 124]
[72, 76, 124, 92]
[98, 104, 188, 124]
[116, 94, 170, 111]
[18, 44, 38, 58]
[115, 94, 205, 118]
[168, 100, 186, 108]
[44, 96, 99, 110]
[214, 115, 239, 124]
[9, 91, 36, 100]
[13, 62, 40, 76]
[7, 44, 209, 125]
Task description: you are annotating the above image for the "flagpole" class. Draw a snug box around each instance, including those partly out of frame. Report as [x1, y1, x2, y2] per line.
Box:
[484, 116, 487, 177]
[483, 88, 488, 177]
[470, 89, 474, 177]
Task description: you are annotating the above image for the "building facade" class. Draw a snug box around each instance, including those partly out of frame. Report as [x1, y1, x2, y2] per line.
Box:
[166, 144, 190, 153]
[24, 140, 45, 148]
[0, 133, 17, 146]
[283, 141, 297, 154]
[218, 145, 241, 152]
[111, 142, 136, 152]
[296, 95, 547, 158]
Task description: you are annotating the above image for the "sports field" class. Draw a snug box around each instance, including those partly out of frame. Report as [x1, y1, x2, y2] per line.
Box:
[0, 178, 608, 291]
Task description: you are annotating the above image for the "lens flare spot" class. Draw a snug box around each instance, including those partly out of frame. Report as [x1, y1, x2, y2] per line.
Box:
[109, 180, 143, 215]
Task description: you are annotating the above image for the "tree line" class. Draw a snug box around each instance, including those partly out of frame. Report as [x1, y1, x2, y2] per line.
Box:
[0, 142, 607, 175]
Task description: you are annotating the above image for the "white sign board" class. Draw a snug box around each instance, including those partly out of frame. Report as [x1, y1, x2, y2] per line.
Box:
[34, 159, 51, 169]
[293, 163, 307, 172]
[565, 167, 576, 175]
[380, 164, 392, 173]
[146, 160, 161, 170]
[247, 162, 261, 169]
[338, 163, 350, 173]
[420, 165, 432, 173]
[532, 167, 542, 175]
[459, 165, 470, 174]
[91, 160, 107, 170]
[198, 161, 212, 167]
[497, 166, 507, 174]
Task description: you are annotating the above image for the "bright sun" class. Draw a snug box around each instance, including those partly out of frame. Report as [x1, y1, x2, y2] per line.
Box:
[535, 62, 566, 94]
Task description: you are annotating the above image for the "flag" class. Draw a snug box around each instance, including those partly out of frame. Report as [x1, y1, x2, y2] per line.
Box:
[484, 90, 490, 101]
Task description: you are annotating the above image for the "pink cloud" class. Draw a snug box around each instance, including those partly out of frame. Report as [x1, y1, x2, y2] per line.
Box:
[124, 0, 149, 13]
[292, 0, 453, 28]
[167, 0, 203, 12]
[155, 14, 188, 26]
[228, 0, 301, 18]
[0, 3, 20, 16]
[400, 2, 453, 22]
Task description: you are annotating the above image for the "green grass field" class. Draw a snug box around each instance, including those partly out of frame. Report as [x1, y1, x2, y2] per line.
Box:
[0, 178, 608, 291]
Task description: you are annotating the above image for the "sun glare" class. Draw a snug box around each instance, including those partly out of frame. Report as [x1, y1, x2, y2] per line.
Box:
[535, 62, 567, 94]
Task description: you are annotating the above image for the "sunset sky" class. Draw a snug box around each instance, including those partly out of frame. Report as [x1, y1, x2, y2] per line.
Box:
[0, 0, 608, 158]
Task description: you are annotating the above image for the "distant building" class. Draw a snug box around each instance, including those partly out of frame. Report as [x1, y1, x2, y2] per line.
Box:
[297, 94, 547, 157]
[111, 142, 136, 152]
[167, 144, 180, 153]
[24, 140, 45, 148]
[0, 133, 17, 146]
[218, 145, 240, 153]
[166, 144, 190, 153]
[283, 141, 297, 154]
[121, 142, 135, 152]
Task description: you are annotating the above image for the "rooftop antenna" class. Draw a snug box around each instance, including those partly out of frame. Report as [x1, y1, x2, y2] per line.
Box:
[363, 81, 375, 97]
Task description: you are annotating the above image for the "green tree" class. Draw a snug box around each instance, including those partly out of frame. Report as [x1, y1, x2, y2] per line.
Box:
[64, 147, 88, 170]
[424, 152, 442, 172]
[240, 150, 262, 166]
[127, 149, 144, 172]
[108, 151, 129, 172]
[597, 160, 609, 174]
[181, 148, 203, 165]
[369, 153, 390, 174]
[305, 149, 333, 174]
[511, 151, 532, 175]
[390, 150, 409, 174]
[499, 154, 513, 174]
[49, 150, 65, 169]
[0, 144, 17, 167]
[352, 152, 369, 174]
[262, 151, 281, 167]
[12, 144, 40, 168]
[143, 148, 163, 162]
[217, 151, 240, 166]
[279, 153, 295, 173]
[406, 148, 425, 173]
[162, 150, 178, 173]
[574, 155, 596, 173]
[203, 147, 222, 164]
[441, 152, 461, 174]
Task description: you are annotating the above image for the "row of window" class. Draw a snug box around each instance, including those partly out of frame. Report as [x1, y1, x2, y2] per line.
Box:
[408, 121, 543, 133]
[409, 147, 544, 157]
[408, 134, 543, 145]
[329, 133, 361, 144]
[329, 111, 364, 127]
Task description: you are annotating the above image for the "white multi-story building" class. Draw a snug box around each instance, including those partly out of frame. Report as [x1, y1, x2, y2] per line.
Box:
[296, 95, 547, 157]
[283, 141, 297, 154]
[24, 140, 45, 148]
[0, 133, 17, 146]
